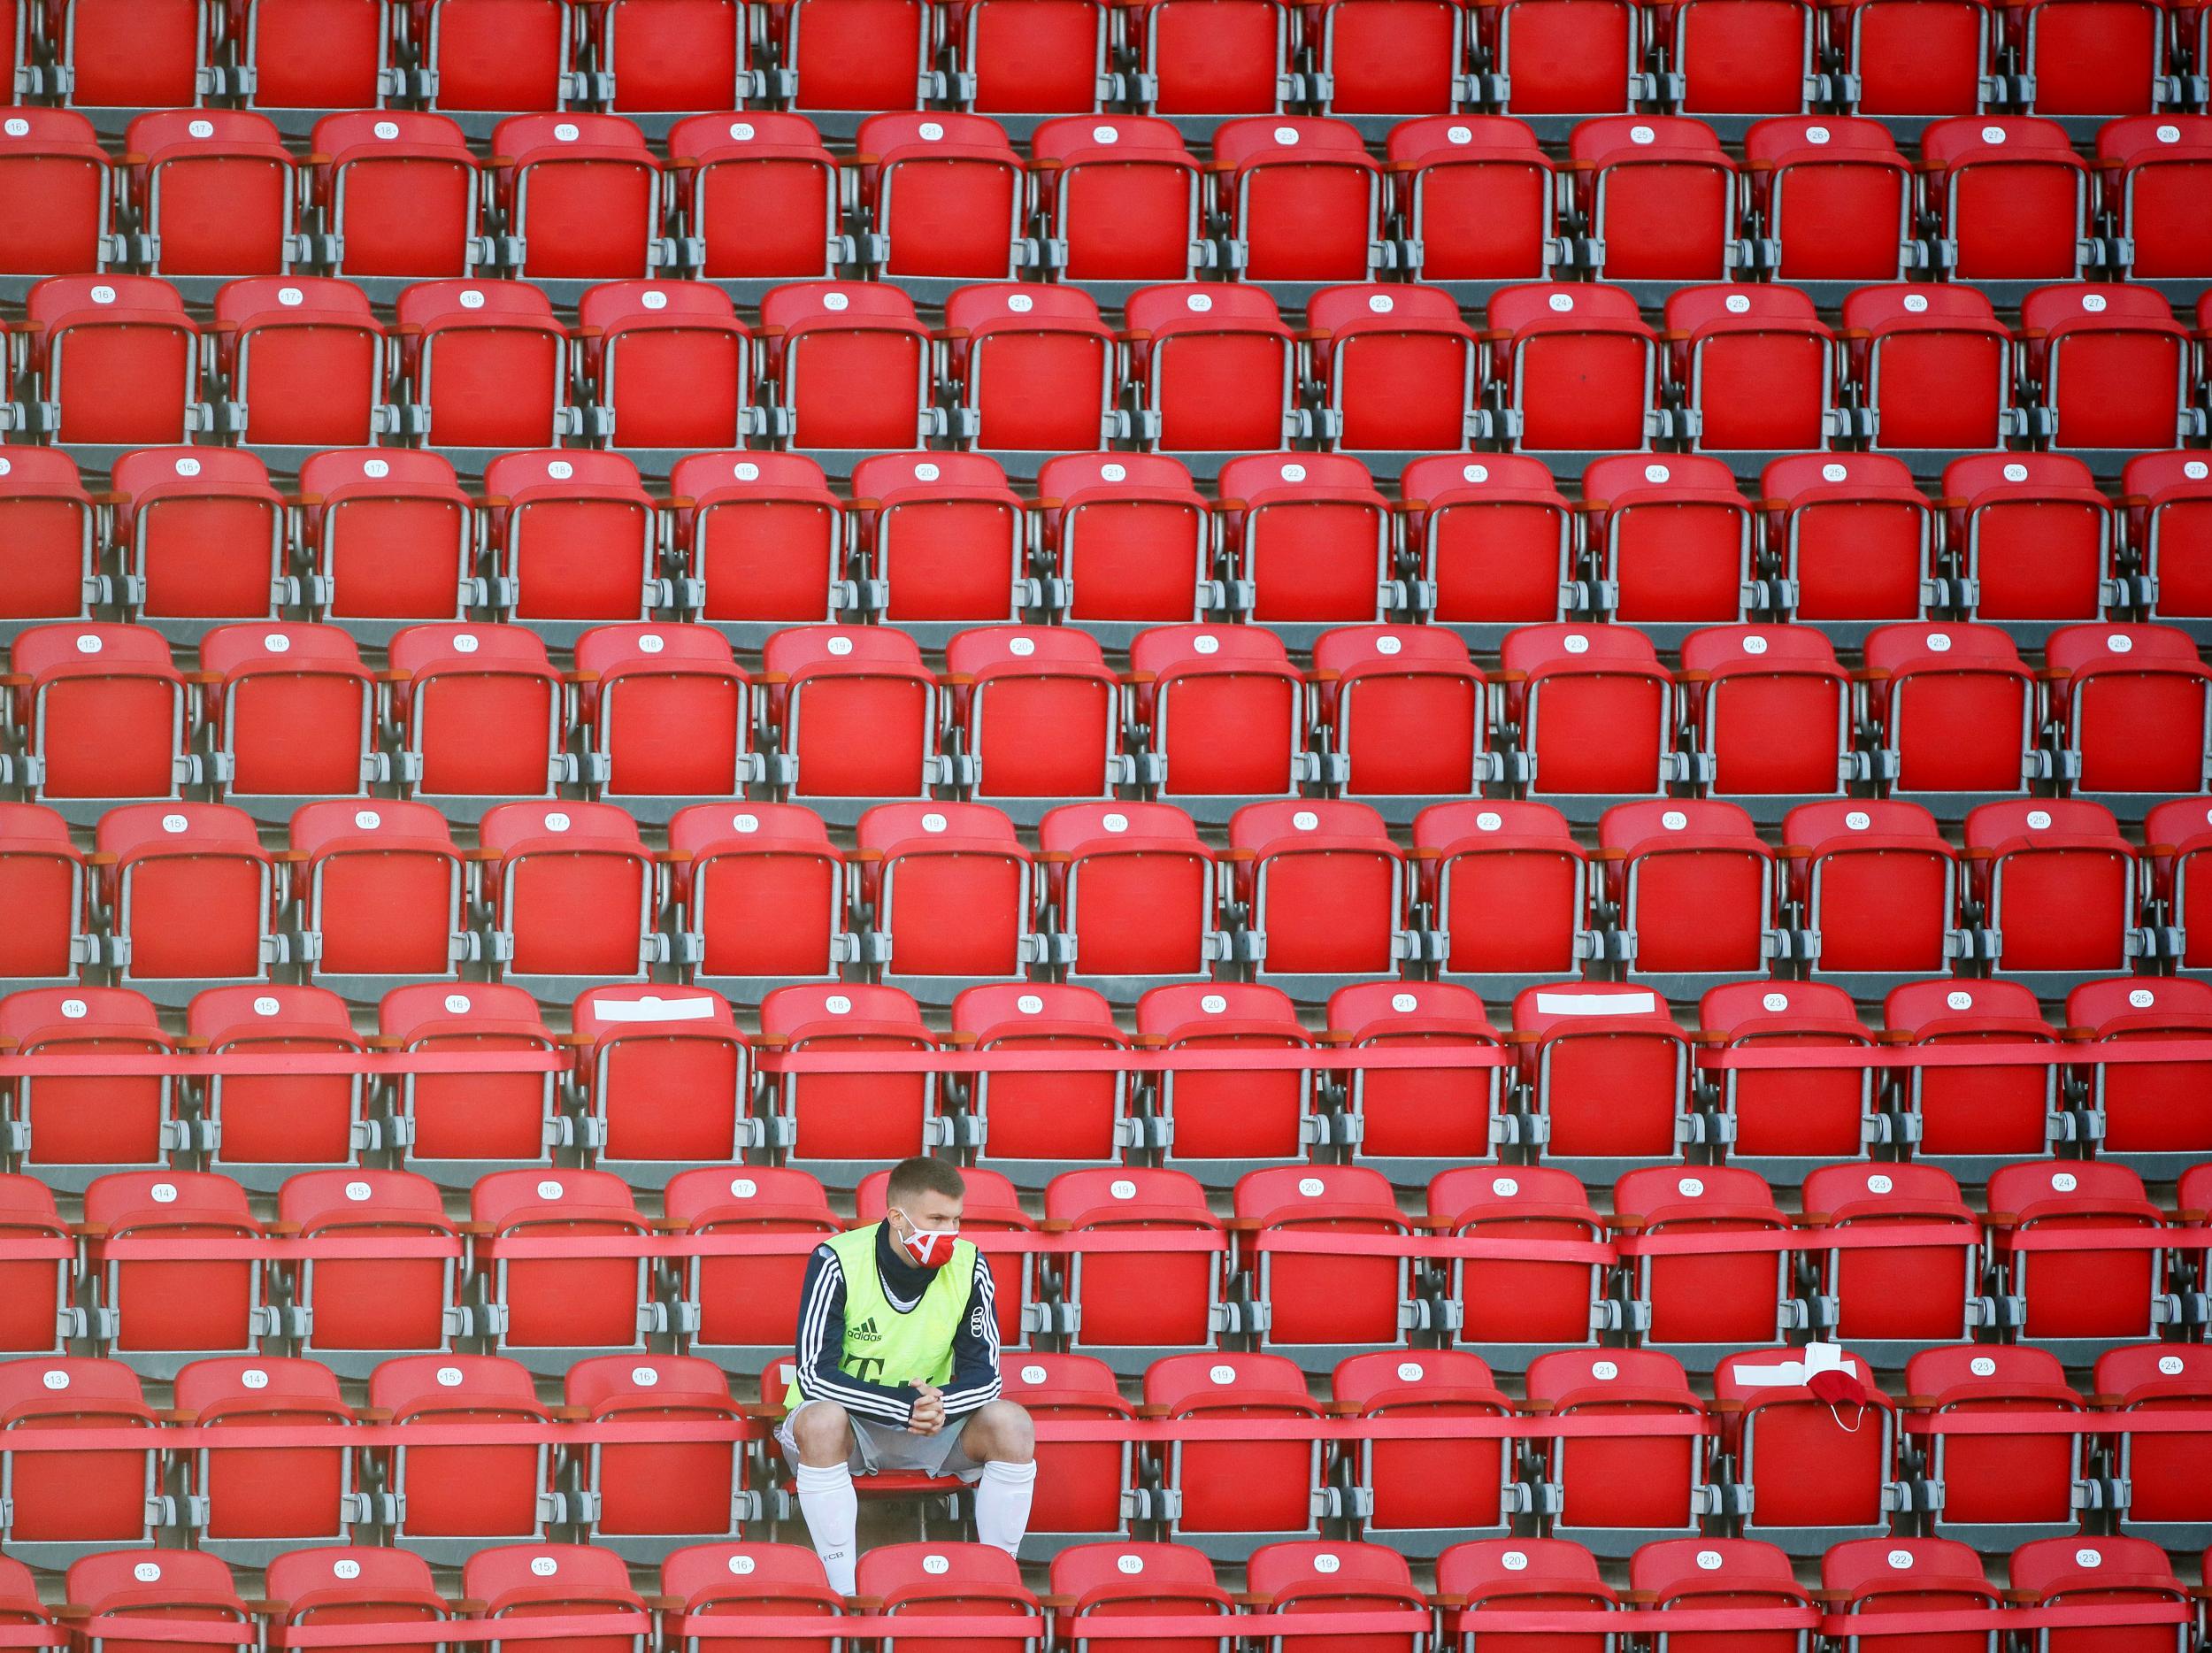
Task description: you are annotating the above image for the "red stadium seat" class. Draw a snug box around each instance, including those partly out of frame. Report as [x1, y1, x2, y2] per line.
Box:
[276, 1168, 464, 1364]
[188, 983, 366, 1177]
[1660, 0, 1818, 112]
[2021, 284, 2196, 454]
[393, 280, 575, 451]
[262, 1548, 447, 1650]
[763, 0, 930, 111]
[1397, 455, 1573, 625]
[0, 450, 102, 631]
[305, 112, 483, 281]
[943, 627, 1127, 803]
[1630, 1538, 1818, 1639]
[1046, 1540, 1233, 1635]
[954, 983, 1132, 1178]
[1985, 1158, 2174, 1347]
[1758, 452, 1935, 624]
[757, 982, 939, 1172]
[62, 1550, 251, 1653]
[856, 1542, 1039, 1648]
[664, 1167, 838, 1361]
[1663, 284, 1841, 454]
[1523, 1348, 1710, 1544]
[0, 1357, 163, 1548]
[757, 281, 933, 451]
[1511, 980, 1693, 1168]
[666, 803, 849, 987]
[0, 1176, 75, 1355]
[1963, 798, 2141, 976]
[1243, 1541, 1429, 1646]
[1385, 115, 1556, 282]
[0, 987, 174, 1175]
[476, 801, 657, 986]
[1567, 116, 1742, 281]
[2096, 115, 2212, 278]
[383, 624, 568, 802]
[565, 1357, 750, 1542]
[1210, 116, 1384, 281]
[848, 451, 1027, 627]
[593, 0, 749, 111]
[285, 799, 466, 987]
[1122, 283, 1297, 453]
[1042, 1166, 1225, 1359]
[1482, 0, 1637, 114]
[295, 450, 474, 628]
[1483, 282, 1661, 452]
[573, 624, 755, 803]
[1126, 624, 1312, 801]
[211, 278, 389, 450]
[1942, 452, 2116, 622]
[106, 447, 285, 627]
[759, 627, 946, 801]
[82, 1168, 265, 1357]
[96, 803, 280, 991]
[1581, 454, 1759, 625]
[2012, 0, 2173, 113]
[120, 110, 297, 277]
[1741, 116, 1913, 281]
[1308, 0, 1471, 113]
[852, 112, 1028, 281]
[1920, 115, 2090, 280]
[0, 803, 91, 983]
[480, 450, 661, 629]
[1226, 799, 1413, 982]
[470, 1168, 655, 1359]
[1860, 623, 2037, 799]
[1035, 801, 1222, 986]
[380, 982, 559, 1175]
[2125, 451, 2212, 620]
[2067, 975, 2212, 1159]
[1798, 1162, 1985, 1349]
[1144, 1351, 1323, 1540]
[571, 985, 750, 1172]
[1415, 801, 1592, 979]
[1779, 801, 1963, 982]
[668, 453, 846, 627]
[1903, 1343, 2089, 1539]
[1233, 1163, 1417, 1356]
[2006, 1535, 2191, 1652]
[231, 0, 394, 110]
[1612, 1164, 1795, 1357]
[947, 0, 1110, 113]
[1426, 1165, 1606, 1359]
[0, 108, 115, 277]
[2147, 796, 2212, 970]
[1829, 0, 1995, 114]
[667, 114, 840, 281]
[1434, 1538, 1623, 1644]
[940, 283, 1119, 454]
[4, 624, 193, 804]
[851, 801, 1039, 985]
[1136, 983, 1315, 1173]
[1841, 284, 2017, 453]
[1028, 117, 1205, 283]
[576, 281, 753, 454]
[1333, 1349, 1512, 1545]
[1597, 799, 1780, 980]
[24, 275, 204, 446]
[1884, 978, 2062, 1168]
[172, 1355, 360, 1544]
[1125, 0, 1294, 115]
[196, 624, 375, 806]
[1496, 624, 1683, 799]
[2094, 1342, 2212, 1538]
[366, 1353, 557, 1542]
[413, 0, 574, 112]
[1713, 1345, 1899, 1543]
[1678, 624, 1851, 798]
[1311, 625, 1491, 799]
[1214, 452, 1394, 625]
[2043, 623, 2210, 797]
[658, 1542, 842, 1649]
[1820, 1535, 2003, 1642]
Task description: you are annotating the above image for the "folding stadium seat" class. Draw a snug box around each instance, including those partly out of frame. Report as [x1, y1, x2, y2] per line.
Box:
[659, 1543, 845, 1646]
[1143, 1351, 1324, 1540]
[1047, 1542, 1233, 1641]
[475, 802, 657, 987]
[464, 1542, 654, 1643]
[44, 0, 207, 107]
[1805, 1159, 1982, 1354]
[1580, 455, 1759, 625]
[854, 1164, 1033, 1345]
[950, 984, 1129, 1178]
[1216, 453, 1394, 625]
[104, 449, 284, 627]
[1421, 1165, 1604, 1357]
[942, 627, 1127, 803]
[393, 280, 575, 451]
[1433, 1540, 1624, 1644]
[380, 982, 560, 1174]
[171, 1356, 362, 1544]
[1964, 799, 2142, 976]
[1664, 286, 1842, 455]
[1232, 1164, 1418, 1357]
[1985, 1159, 2174, 1346]
[470, 1169, 655, 1358]
[1902, 1343, 2091, 1538]
[572, 625, 754, 803]
[1123, 0, 1295, 114]
[1383, 117, 1554, 284]
[1660, 0, 1820, 111]
[1859, 623, 2037, 798]
[95, 803, 280, 991]
[1740, 117, 1911, 283]
[366, 1353, 557, 1541]
[757, 983, 939, 1171]
[848, 452, 1027, 627]
[230, 0, 394, 109]
[760, 0, 932, 111]
[592, 0, 749, 111]
[2094, 1342, 2212, 1537]
[2008, 1536, 2193, 1652]
[1840, 285, 2017, 453]
[938, 285, 1118, 455]
[570, 1036, 771, 1208]
[851, 803, 1041, 985]
[757, 282, 933, 452]
[1483, 283, 1661, 452]
[206, 279, 389, 451]
[1225, 801, 1414, 982]
[62, 1552, 253, 1653]
[2096, 116, 2212, 278]
[82, 1169, 267, 1357]
[1125, 625, 1313, 801]
[196, 625, 375, 808]
[284, 800, 466, 988]
[0, 987, 173, 1174]
[1034, 802, 1223, 985]
[1696, 967, 1893, 1174]
[1919, 116, 2091, 280]
[938, 0, 1109, 113]
[480, 450, 661, 629]
[0, 803, 89, 983]
[1208, 118, 1385, 282]
[1495, 624, 1682, 800]
[2147, 797, 2212, 971]
[1510, 981, 1693, 1167]
[2021, 286, 2197, 454]
[1121, 284, 1297, 453]
[1331, 1350, 1512, 1546]
[667, 115, 840, 281]
[1523, 1349, 1711, 1543]
[1566, 117, 1744, 281]
[664, 1166, 839, 1359]
[1480, 0, 1637, 113]
[1394, 455, 1570, 626]
[1136, 983, 1315, 1172]
[850, 113, 1028, 281]
[1709, 1349, 1896, 1547]
[262, 1548, 448, 1650]
[1413, 801, 1590, 979]
[1758, 453, 1934, 624]
[305, 112, 483, 281]
[188, 984, 368, 1177]
[3, 625, 193, 805]
[382, 625, 568, 803]
[1612, 1165, 1795, 1356]
[1302, 1, 1467, 114]
[1027, 117, 1205, 284]
[120, 111, 299, 280]
[1820, 1535, 2004, 1642]
[1243, 1542, 1430, 1645]
[294, 451, 473, 629]
[414, 0, 577, 111]
[668, 454, 845, 627]
[1778, 801, 1962, 981]
[1829, 0, 1995, 114]
[1678, 625, 1851, 799]
[997, 1356, 1141, 1539]
[1884, 978, 2062, 1167]
[856, 1544, 1041, 1645]
[0, 109, 115, 277]
[2044, 624, 2209, 797]
[0, 1357, 163, 1549]
[1310, 627, 1488, 799]
[576, 282, 753, 455]
[0, 1178, 73, 1354]
[665, 804, 849, 986]
[1631, 1540, 1819, 1642]
[1031, 453, 1212, 628]
[23, 276, 204, 446]
[1298, 287, 1476, 458]
[2126, 452, 2212, 620]
[2068, 976, 2212, 1158]
[757, 627, 946, 800]
[276, 1168, 464, 1363]
[0, 450, 101, 633]
[488, 115, 670, 282]
[2013, 0, 2175, 113]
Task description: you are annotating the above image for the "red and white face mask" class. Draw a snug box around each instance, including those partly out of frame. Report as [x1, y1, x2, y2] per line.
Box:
[893, 1209, 960, 1269]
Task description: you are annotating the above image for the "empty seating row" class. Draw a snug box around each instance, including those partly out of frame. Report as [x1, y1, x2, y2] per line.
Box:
[11, 0, 2205, 119]
[7, 962, 2211, 1182]
[4, 1330, 2211, 1553]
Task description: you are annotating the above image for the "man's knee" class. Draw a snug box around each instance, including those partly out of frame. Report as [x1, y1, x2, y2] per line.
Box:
[791, 1401, 855, 1464]
[968, 1399, 1035, 1463]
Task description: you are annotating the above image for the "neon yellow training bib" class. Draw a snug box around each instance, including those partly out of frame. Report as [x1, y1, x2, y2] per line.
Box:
[786, 1223, 978, 1410]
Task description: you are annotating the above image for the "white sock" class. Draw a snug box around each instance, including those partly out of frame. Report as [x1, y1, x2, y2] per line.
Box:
[973, 1457, 1037, 1560]
[794, 1460, 859, 1595]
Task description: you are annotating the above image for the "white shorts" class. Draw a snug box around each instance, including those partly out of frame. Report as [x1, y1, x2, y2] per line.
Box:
[778, 1396, 987, 1481]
